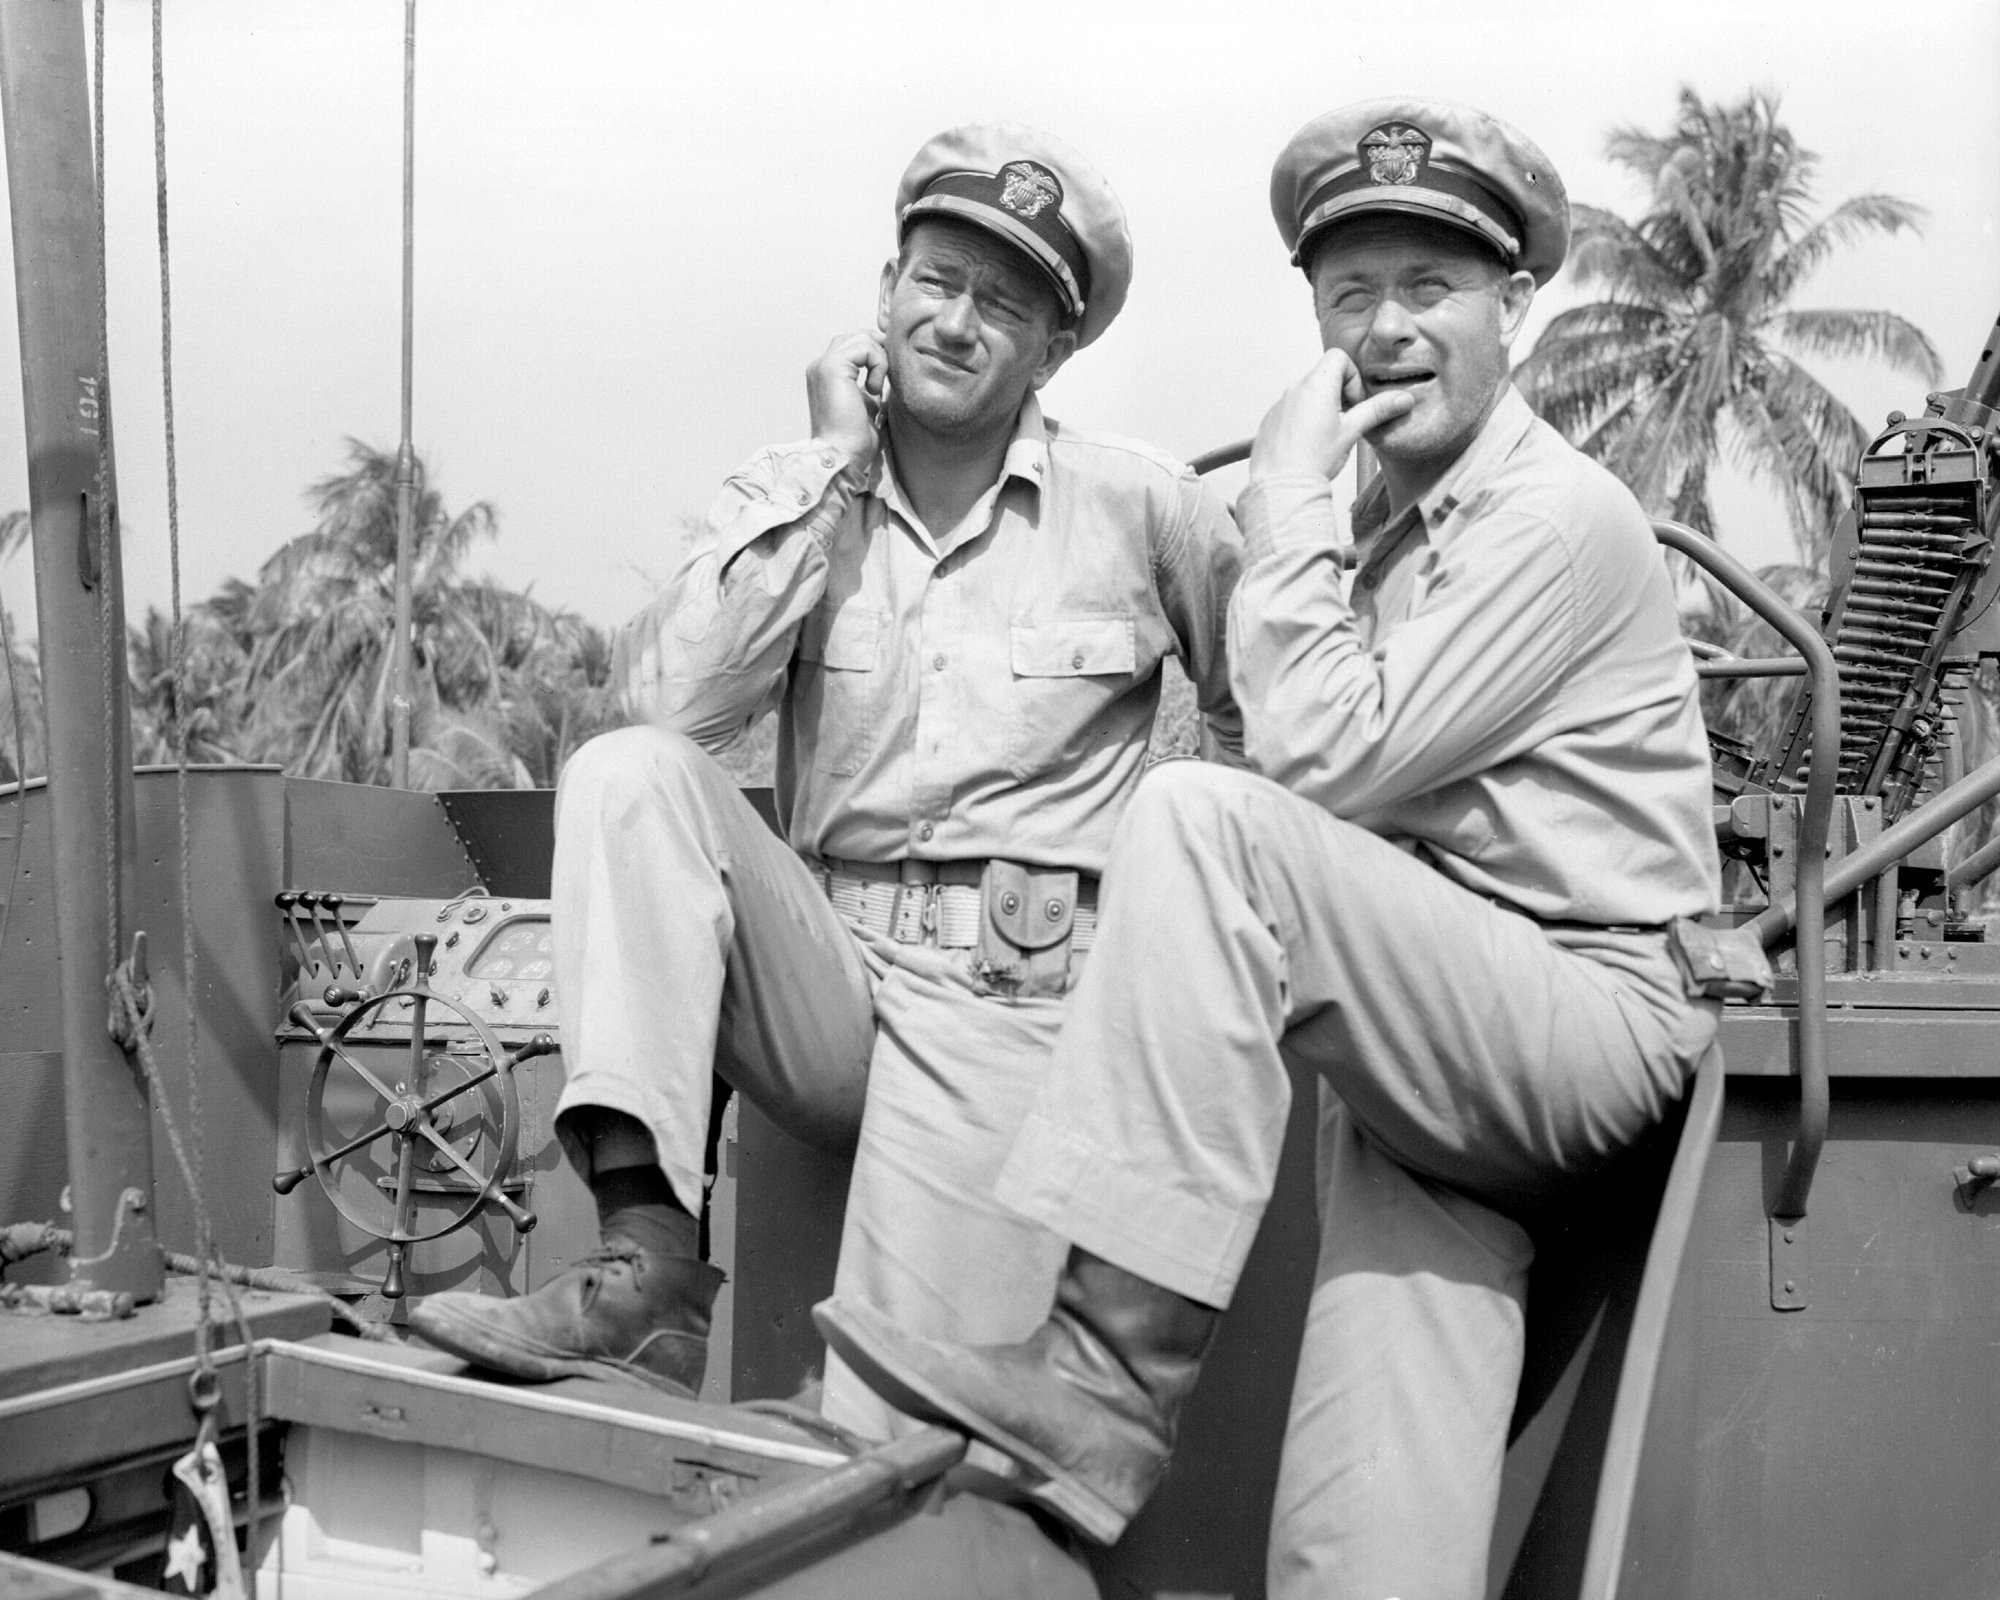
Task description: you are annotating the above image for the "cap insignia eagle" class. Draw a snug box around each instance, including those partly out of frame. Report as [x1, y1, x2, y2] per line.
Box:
[998, 160, 1063, 220]
[1360, 123, 1431, 187]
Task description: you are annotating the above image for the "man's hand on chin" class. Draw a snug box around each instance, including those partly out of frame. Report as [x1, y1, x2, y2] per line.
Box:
[1248, 348, 1414, 484]
[807, 328, 888, 471]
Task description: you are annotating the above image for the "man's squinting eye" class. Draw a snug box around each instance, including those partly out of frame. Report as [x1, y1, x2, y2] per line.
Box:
[1327, 286, 1376, 316]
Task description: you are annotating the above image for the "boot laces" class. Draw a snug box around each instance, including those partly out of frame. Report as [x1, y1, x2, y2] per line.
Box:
[575, 1241, 646, 1309]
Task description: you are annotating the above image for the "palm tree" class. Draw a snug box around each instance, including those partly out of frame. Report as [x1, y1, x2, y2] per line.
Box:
[0, 446, 626, 793]
[1516, 88, 1942, 562]
[0, 512, 43, 785]
[127, 591, 251, 766]
[234, 440, 620, 787]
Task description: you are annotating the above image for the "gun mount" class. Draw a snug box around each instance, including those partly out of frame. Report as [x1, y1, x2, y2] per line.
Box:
[1749, 311, 2000, 819]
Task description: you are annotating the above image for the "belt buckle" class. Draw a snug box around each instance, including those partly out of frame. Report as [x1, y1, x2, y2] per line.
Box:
[891, 881, 939, 946]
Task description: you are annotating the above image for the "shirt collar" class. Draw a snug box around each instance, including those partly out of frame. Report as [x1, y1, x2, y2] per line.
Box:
[868, 392, 1051, 512]
[1350, 383, 1538, 551]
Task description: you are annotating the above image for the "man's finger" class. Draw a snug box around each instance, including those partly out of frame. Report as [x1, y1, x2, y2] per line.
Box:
[1345, 389, 1417, 436]
[1339, 361, 1368, 408]
[823, 329, 879, 369]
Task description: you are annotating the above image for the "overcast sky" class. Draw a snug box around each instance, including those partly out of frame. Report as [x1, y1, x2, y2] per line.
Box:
[0, 0, 1994, 636]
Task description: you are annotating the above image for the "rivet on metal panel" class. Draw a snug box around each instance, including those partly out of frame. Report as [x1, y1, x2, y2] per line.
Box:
[1953, 1153, 2000, 1200]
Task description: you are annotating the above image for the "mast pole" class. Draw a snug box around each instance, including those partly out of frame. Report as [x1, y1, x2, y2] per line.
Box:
[0, 0, 162, 1299]
[388, 0, 416, 788]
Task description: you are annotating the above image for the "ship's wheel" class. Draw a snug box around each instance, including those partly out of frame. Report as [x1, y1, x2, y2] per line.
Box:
[273, 932, 555, 1297]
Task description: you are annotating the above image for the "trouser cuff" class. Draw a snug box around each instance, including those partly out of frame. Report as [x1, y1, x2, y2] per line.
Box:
[555, 1074, 706, 1217]
[994, 1113, 1260, 1309]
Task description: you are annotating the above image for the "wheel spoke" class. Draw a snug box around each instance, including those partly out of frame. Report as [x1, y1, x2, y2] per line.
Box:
[417, 1063, 498, 1115]
[316, 1119, 394, 1169]
[328, 1041, 401, 1107]
[416, 1120, 493, 1192]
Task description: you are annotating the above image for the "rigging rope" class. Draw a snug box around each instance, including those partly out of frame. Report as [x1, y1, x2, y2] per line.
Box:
[146, 3, 264, 1589]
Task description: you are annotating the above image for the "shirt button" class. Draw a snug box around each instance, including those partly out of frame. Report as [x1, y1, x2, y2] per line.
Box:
[919, 822, 935, 842]
[821, 448, 838, 468]
[1071, 651, 1085, 670]
[1359, 573, 1379, 591]
[933, 653, 947, 671]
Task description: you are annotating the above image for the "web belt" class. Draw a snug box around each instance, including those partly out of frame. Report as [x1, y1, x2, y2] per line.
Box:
[813, 857, 1098, 952]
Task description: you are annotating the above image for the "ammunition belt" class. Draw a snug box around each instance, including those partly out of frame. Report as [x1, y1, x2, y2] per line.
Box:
[813, 857, 1098, 953]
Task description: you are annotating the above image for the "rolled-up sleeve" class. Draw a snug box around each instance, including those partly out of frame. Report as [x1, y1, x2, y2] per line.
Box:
[1228, 472, 1579, 817]
[613, 440, 864, 747]
[1155, 472, 1247, 764]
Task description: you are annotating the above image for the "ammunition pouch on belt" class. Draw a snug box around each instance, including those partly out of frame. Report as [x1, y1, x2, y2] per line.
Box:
[974, 862, 1087, 1000]
[1667, 916, 1774, 1003]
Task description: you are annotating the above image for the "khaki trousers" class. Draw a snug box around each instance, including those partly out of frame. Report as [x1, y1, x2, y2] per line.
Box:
[994, 760, 1716, 1600]
[551, 726, 1070, 1439]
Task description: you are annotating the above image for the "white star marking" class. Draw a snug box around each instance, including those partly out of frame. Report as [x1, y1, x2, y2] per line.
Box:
[164, 1522, 208, 1590]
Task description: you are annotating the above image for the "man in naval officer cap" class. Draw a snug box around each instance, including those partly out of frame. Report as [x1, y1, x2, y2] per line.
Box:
[821, 99, 1734, 1596]
[413, 124, 1245, 1449]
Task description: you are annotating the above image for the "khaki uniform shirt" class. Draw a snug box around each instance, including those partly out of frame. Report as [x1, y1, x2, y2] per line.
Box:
[616, 396, 1244, 873]
[1230, 385, 1720, 925]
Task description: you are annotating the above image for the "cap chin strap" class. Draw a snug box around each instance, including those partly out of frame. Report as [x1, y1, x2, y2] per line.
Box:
[1293, 187, 1521, 271]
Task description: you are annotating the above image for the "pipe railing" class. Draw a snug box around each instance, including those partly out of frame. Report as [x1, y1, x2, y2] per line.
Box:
[1652, 521, 1839, 1221]
[1750, 749, 2000, 943]
[1947, 827, 2000, 893]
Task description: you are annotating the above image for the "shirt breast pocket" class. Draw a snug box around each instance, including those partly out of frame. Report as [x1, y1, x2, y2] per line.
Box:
[1007, 613, 1138, 781]
[796, 604, 886, 777]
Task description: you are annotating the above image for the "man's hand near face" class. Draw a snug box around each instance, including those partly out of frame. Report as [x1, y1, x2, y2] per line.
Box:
[1247, 348, 1416, 488]
[808, 328, 888, 471]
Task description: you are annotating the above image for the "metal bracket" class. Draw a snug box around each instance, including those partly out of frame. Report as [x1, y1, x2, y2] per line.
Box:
[1770, 1216, 1808, 1311]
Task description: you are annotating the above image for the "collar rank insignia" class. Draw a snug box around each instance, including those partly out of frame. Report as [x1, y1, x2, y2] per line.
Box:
[1360, 123, 1431, 187]
[998, 160, 1063, 220]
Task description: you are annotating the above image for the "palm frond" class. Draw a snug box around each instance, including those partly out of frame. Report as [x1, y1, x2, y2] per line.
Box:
[1769, 308, 1943, 384]
[1765, 194, 1928, 304]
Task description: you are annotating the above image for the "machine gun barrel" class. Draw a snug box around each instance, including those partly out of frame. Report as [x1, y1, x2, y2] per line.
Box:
[1940, 307, 2000, 430]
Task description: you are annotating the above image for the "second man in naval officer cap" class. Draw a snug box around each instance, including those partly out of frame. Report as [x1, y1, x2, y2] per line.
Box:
[413, 124, 1245, 1444]
[822, 98, 1733, 1597]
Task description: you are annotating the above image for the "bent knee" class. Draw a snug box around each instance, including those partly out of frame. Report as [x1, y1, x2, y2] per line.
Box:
[1122, 758, 1272, 844]
[560, 724, 715, 799]
[555, 724, 736, 838]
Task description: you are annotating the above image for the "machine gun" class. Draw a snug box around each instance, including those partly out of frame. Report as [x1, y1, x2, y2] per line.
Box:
[1719, 311, 2000, 820]
[1698, 311, 2000, 971]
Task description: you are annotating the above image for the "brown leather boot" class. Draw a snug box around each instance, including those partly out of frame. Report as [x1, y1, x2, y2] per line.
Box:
[814, 1249, 1219, 1544]
[411, 1238, 725, 1398]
